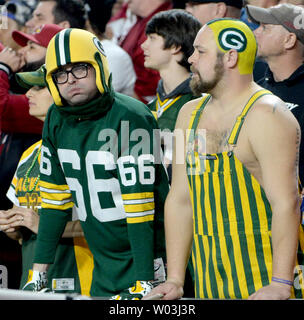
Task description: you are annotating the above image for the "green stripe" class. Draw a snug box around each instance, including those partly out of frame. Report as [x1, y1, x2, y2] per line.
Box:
[199, 171, 208, 235]
[208, 160, 231, 298]
[197, 235, 208, 298]
[54, 33, 61, 68]
[207, 235, 219, 298]
[260, 187, 272, 230]
[188, 95, 211, 144]
[191, 249, 198, 297]
[63, 29, 72, 65]
[207, 160, 220, 298]
[191, 166, 199, 235]
[229, 155, 256, 293]
[95, 53, 108, 93]
[218, 154, 242, 298]
[243, 167, 270, 288]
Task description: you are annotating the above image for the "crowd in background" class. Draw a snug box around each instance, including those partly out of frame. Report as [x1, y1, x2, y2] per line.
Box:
[0, 0, 303, 299]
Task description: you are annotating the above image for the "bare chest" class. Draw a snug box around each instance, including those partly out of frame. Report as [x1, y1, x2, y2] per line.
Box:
[194, 115, 263, 184]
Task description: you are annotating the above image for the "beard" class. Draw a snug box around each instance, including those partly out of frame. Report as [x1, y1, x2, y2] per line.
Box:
[190, 53, 224, 96]
[20, 57, 45, 72]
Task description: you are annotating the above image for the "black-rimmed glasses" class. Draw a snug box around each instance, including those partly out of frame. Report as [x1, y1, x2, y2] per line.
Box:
[52, 63, 91, 84]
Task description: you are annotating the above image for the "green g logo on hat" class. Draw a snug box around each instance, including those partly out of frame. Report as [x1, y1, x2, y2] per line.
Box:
[207, 18, 257, 75]
[218, 28, 247, 52]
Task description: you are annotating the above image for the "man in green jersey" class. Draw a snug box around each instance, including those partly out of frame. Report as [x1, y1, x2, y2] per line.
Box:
[23, 28, 169, 299]
[142, 9, 201, 174]
[142, 9, 202, 297]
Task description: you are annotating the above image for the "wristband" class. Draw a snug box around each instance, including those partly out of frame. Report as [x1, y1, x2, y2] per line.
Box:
[271, 276, 293, 286]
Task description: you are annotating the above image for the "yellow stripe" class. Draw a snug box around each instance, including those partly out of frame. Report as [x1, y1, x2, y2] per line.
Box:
[121, 192, 154, 201]
[73, 237, 93, 297]
[40, 180, 70, 191]
[151, 111, 157, 120]
[203, 161, 213, 236]
[234, 158, 263, 291]
[186, 95, 210, 141]
[126, 214, 154, 224]
[251, 177, 271, 231]
[251, 177, 273, 283]
[157, 94, 182, 114]
[27, 269, 33, 282]
[211, 233, 224, 298]
[202, 234, 212, 298]
[124, 202, 155, 213]
[222, 154, 248, 298]
[212, 157, 234, 298]
[11, 176, 18, 189]
[195, 156, 204, 235]
[40, 190, 72, 202]
[193, 235, 204, 298]
[41, 201, 74, 210]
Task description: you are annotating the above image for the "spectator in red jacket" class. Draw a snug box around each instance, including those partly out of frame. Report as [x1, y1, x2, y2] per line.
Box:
[110, 0, 173, 104]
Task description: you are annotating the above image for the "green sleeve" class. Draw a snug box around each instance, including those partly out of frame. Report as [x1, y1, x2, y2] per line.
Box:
[34, 108, 73, 264]
[118, 111, 169, 280]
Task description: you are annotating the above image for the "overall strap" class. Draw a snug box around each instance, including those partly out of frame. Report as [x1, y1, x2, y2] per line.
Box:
[186, 94, 212, 144]
[228, 89, 272, 146]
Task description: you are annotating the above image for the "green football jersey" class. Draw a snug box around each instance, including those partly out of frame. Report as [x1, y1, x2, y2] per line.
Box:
[148, 78, 197, 132]
[7, 140, 86, 294]
[35, 93, 169, 297]
[148, 92, 195, 132]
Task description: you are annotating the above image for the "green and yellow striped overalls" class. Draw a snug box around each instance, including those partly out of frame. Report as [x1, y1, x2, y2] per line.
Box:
[186, 90, 304, 299]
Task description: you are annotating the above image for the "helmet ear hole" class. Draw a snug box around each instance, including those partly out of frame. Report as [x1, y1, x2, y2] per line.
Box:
[94, 52, 109, 94]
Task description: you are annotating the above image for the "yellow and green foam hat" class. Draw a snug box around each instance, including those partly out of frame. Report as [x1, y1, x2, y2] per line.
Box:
[206, 18, 257, 75]
[45, 28, 111, 106]
[15, 64, 46, 89]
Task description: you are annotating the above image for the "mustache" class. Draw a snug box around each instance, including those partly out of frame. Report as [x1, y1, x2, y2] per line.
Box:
[190, 66, 199, 74]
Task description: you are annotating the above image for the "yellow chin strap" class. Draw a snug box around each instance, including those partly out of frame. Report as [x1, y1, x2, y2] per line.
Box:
[207, 19, 257, 75]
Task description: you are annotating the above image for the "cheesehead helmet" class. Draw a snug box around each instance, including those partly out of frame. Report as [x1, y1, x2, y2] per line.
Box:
[206, 18, 257, 75]
[45, 28, 111, 106]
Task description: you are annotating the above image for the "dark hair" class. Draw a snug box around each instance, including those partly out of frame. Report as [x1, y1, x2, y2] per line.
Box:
[86, 0, 114, 35]
[146, 9, 201, 71]
[41, 0, 86, 29]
